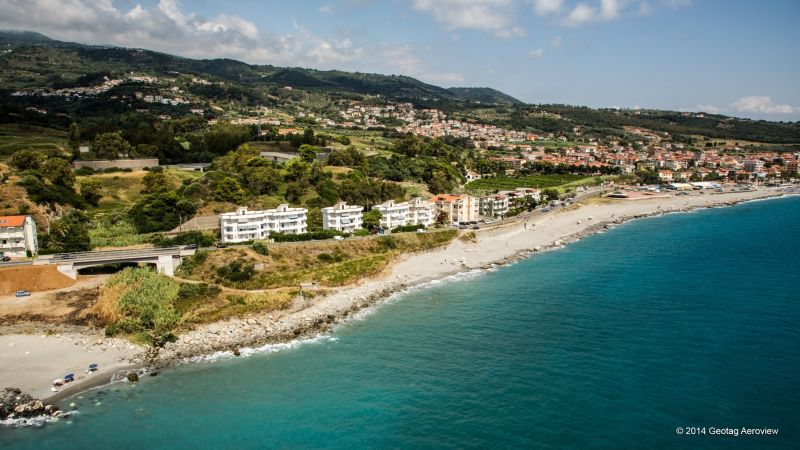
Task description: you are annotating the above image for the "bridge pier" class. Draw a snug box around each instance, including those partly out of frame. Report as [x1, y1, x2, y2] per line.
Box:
[57, 264, 78, 280]
[156, 255, 176, 276]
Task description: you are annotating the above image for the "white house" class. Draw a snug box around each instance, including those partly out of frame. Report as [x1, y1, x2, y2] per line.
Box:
[322, 202, 363, 232]
[479, 194, 510, 218]
[429, 194, 480, 224]
[0, 215, 38, 258]
[220, 205, 308, 243]
[373, 200, 410, 229]
[408, 197, 434, 227]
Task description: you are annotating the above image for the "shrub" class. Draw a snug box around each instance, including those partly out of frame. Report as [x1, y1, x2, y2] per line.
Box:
[391, 224, 425, 233]
[74, 166, 95, 176]
[216, 260, 255, 283]
[317, 253, 335, 263]
[178, 250, 208, 275]
[93, 267, 181, 345]
[251, 241, 269, 255]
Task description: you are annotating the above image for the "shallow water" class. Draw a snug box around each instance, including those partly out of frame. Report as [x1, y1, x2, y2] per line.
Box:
[3, 197, 799, 449]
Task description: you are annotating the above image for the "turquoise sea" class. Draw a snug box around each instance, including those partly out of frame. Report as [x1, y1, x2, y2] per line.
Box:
[3, 197, 799, 449]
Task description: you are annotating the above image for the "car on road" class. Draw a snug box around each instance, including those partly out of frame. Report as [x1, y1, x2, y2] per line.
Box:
[184, 244, 199, 250]
[0, 256, 10, 262]
[15, 290, 31, 297]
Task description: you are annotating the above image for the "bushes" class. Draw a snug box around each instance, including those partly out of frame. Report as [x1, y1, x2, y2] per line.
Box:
[178, 250, 208, 275]
[216, 259, 256, 283]
[251, 241, 269, 255]
[151, 230, 215, 247]
[270, 230, 345, 242]
[94, 267, 181, 345]
[391, 224, 425, 233]
[317, 252, 344, 263]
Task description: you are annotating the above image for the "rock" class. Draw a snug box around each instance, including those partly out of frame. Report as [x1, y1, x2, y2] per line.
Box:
[149, 372, 159, 377]
[233, 348, 241, 356]
[127, 372, 139, 383]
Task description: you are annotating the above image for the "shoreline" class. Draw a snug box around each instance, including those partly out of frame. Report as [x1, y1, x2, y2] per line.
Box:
[147, 188, 791, 366]
[2, 187, 791, 408]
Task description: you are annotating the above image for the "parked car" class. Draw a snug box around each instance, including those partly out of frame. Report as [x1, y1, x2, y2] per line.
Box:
[184, 244, 199, 250]
[15, 290, 31, 297]
[0, 256, 10, 262]
[215, 243, 228, 248]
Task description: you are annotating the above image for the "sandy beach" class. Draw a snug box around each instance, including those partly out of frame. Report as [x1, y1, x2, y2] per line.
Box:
[0, 185, 791, 406]
[0, 330, 142, 401]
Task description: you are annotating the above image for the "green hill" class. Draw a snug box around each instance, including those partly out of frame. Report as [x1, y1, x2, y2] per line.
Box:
[447, 87, 522, 105]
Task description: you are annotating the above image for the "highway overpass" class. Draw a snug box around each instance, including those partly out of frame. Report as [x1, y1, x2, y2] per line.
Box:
[35, 246, 197, 279]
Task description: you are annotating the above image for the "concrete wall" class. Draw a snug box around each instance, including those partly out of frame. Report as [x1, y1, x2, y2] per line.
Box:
[73, 159, 160, 170]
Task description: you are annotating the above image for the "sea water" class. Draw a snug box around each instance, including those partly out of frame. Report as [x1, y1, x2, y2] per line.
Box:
[2, 197, 799, 449]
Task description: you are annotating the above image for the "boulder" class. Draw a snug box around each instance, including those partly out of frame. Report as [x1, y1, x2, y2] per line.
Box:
[233, 348, 241, 356]
[127, 372, 139, 383]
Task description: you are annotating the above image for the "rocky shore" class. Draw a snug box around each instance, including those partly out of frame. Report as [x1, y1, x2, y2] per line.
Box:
[0, 387, 69, 427]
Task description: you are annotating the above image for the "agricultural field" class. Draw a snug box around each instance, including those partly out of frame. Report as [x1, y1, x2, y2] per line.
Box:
[465, 174, 591, 192]
[0, 124, 68, 158]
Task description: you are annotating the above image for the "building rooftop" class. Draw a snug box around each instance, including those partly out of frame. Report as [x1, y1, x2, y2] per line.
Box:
[0, 216, 26, 228]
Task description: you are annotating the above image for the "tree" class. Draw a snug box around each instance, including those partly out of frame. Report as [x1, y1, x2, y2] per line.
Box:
[10, 149, 45, 171]
[46, 210, 91, 252]
[285, 181, 306, 202]
[362, 209, 382, 231]
[41, 157, 75, 188]
[542, 188, 560, 201]
[243, 166, 280, 195]
[214, 177, 245, 203]
[92, 132, 132, 159]
[284, 159, 310, 182]
[142, 169, 169, 194]
[298, 144, 317, 163]
[435, 210, 450, 226]
[79, 178, 103, 207]
[129, 191, 197, 233]
[427, 171, 452, 194]
[68, 122, 80, 150]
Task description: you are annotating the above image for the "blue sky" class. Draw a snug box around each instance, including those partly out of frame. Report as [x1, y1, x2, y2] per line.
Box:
[1, 0, 798, 120]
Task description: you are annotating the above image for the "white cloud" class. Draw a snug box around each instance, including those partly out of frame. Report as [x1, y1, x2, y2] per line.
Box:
[530, 0, 564, 15]
[319, 4, 334, 14]
[563, 3, 597, 26]
[0, 0, 369, 69]
[550, 35, 562, 47]
[528, 48, 544, 59]
[377, 44, 465, 84]
[410, 0, 524, 38]
[730, 96, 795, 115]
[694, 104, 723, 114]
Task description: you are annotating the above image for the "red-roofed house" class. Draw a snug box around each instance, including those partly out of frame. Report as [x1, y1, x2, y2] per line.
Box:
[0, 215, 38, 258]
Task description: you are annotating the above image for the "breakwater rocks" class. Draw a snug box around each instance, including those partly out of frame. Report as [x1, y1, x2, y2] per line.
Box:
[1, 387, 68, 426]
[153, 285, 403, 367]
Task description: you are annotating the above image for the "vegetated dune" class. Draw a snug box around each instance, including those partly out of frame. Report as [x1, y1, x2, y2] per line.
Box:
[0, 266, 74, 295]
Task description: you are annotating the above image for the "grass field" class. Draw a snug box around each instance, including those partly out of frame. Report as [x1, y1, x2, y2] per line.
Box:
[465, 174, 590, 192]
[0, 124, 68, 158]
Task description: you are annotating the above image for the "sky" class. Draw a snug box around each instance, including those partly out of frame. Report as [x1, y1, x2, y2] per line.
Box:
[0, 0, 798, 121]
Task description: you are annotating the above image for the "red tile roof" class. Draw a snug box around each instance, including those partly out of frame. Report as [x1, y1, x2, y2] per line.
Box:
[0, 216, 26, 227]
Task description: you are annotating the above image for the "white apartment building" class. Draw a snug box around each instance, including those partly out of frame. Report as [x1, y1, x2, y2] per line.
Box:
[408, 197, 434, 227]
[0, 215, 38, 258]
[373, 200, 409, 229]
[429, 194, 480, 224]
[322, 202, 363, 232]
[479, 194, 510, 218]
[220, 205, 308, 243]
